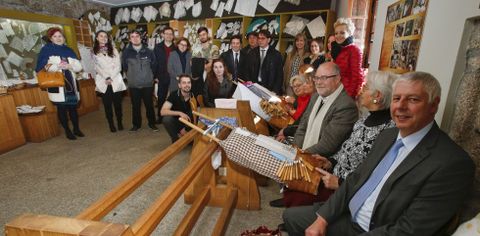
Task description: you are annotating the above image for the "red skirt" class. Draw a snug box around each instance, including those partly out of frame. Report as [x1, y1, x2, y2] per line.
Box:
[283, 184, 335, 208]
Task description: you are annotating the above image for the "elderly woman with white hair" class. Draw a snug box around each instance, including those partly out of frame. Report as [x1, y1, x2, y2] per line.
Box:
[272, 71, 397, 208]
[331, 17, 365, 99]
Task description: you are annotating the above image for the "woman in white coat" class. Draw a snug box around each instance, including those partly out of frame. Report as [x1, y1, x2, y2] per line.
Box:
[36, 27, 83, 140]
[93, 30, 127, 132]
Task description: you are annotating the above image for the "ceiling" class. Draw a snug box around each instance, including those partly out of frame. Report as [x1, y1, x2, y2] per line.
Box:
[86, 0, 169, 7]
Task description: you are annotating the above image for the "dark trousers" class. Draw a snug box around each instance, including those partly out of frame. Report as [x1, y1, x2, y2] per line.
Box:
[156, 82, 169, 121]
[102, 85, 123, 126]
[283, 202, 365, 236]
[56, 104, 80, 132]
[129, 87, 156, 128]
[162, 115, 186, 143]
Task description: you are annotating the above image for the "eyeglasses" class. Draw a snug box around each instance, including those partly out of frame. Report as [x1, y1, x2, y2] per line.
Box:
[313, 74, 338, 81]
[292, 83, 303, 88]
[179, 43, 188, 47]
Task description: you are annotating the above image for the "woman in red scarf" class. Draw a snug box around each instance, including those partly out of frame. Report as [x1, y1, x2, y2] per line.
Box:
[331, 18, 365, 99]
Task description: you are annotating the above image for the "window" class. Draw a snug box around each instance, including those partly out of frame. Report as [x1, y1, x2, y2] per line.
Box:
[349, 0, 378, 68]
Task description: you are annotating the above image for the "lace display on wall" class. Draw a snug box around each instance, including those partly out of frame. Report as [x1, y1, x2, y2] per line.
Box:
[0, 17, 61, 87]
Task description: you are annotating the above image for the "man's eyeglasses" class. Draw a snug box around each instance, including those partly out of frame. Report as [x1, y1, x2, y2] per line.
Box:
[313, 74, 338, 81]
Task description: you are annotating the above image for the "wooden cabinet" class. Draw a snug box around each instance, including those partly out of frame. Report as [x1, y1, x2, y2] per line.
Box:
[0, 95, 26, 154]
[77, 79, 100, 116]
[19, 112, 60, 143]
[8, 86, 60, 142]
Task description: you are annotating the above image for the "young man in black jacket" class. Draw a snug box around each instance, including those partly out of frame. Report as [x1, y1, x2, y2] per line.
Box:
[245, 30, 284, 94]
[121, 30, 159, 132]
[153, 26, 176, 124]
[220, 34, 245, 82]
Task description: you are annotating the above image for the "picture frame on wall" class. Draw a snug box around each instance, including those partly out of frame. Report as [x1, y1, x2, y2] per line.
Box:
[379, 0, 429, 73]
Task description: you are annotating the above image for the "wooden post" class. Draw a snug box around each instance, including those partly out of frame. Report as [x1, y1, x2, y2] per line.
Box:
[184, 101, 261, 210]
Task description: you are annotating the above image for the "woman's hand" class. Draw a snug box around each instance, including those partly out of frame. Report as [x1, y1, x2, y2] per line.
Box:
[284, 96, 295, 104]
[58, 61, 72, 70]
[311, 154, 332, 170]
[316, 168, 340, 190]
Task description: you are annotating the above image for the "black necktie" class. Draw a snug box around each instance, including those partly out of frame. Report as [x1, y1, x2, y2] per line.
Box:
[260, 49, 266, 69]
[315, 99, 324, 116]
[234, 52, 239, 80]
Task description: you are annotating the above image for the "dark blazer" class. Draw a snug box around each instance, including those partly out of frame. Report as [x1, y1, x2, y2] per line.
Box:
[220, 49, 246, 81]
[316, 123, 475, 235]
[245, 46, 284, 94]
[153, 41, 175, 85]
[294, 89, 358, 156]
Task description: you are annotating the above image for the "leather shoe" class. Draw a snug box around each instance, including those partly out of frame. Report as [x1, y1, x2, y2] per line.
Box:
[129, 126, 140, 132]
[66, 130, 76, 140]
[149, 124, 159, 132]
[73, 130, 85, 137]
[269, 198, 285, 208]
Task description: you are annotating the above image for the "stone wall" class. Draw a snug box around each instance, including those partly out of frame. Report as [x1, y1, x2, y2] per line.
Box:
[449, 18, 480, 221]
[0, 0, 110, 19]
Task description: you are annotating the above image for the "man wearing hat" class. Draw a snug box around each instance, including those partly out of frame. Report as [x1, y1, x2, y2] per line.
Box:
[241, 31, 258, 56]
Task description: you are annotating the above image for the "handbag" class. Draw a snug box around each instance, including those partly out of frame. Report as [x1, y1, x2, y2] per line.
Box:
[37, 64, 65, 88]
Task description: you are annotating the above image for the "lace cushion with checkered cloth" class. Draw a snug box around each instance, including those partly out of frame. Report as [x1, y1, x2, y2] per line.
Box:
[219, 129, 283, 182]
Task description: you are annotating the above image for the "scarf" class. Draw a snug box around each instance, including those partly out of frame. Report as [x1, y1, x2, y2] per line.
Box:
[331, 36, 354, 60]
[302, 84, 344, 149]
[177, 48, 188, 73]
[99, 45, 108, 55]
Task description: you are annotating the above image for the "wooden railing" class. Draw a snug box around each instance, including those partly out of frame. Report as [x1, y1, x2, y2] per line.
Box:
[5, 101, 262, 236]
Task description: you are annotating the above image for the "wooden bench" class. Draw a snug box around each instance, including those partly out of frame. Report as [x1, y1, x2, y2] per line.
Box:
[5, 101, 265, 236]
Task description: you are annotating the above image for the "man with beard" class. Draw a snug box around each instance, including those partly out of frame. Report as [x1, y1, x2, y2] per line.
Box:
[191, 27, 219, 96]
[161, 74, 196, 143]
[154, 26, 176, 124]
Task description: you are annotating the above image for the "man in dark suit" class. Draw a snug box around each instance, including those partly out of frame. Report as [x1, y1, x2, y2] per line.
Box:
[244, 30, 284, 94]
[153, 26, 175, 124]
[283, 72, 475, 236]
[241, 31, 258, 56]
[220, 34, 245, 82]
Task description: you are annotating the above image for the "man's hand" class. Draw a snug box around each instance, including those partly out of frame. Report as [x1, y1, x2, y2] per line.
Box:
[179, 128, 187, 136]
[316, 168, 340, 190]
[178, 112, 190, 121]
[311, 154, 332, 170]
[305, 216, 328, 236]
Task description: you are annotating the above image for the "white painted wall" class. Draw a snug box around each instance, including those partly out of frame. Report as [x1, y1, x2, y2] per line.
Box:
[368, 0, 480, 123]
